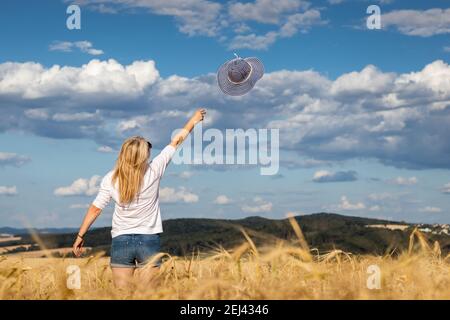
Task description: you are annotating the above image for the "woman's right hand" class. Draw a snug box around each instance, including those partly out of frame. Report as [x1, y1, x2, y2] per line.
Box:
[170, 108, 207, 148]
[191, 108, 206, 124]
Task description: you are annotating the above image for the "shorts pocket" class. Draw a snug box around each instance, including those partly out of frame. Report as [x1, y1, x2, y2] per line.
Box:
[111, 236, 132, 266]
[136, 235, 161, 266]
[138, 234, 160, 245]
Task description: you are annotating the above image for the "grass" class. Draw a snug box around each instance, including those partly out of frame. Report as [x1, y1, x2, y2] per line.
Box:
[0, 218, 449, 300]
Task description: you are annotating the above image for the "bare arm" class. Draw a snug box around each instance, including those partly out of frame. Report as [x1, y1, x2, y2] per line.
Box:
[170, 108, 206, 148]
[72, 204, 102, 257]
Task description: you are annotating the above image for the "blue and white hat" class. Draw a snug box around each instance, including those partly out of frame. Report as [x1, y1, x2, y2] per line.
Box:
[217, 54, 264, 96]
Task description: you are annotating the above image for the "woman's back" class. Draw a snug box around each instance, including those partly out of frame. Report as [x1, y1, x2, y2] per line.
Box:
[92, 145, 176, 237]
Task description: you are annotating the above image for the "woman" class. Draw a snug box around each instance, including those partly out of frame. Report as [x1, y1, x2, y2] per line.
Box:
[72, 108, 206, 287]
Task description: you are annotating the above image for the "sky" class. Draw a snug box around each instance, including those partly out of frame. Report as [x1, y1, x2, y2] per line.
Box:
[0, 0, 449, 228]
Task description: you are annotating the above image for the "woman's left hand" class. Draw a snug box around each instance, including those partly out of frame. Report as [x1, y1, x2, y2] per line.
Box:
[72, 236, 84, 257]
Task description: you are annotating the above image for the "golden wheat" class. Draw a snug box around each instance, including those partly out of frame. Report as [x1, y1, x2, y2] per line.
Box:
[0, 227, 449, 300]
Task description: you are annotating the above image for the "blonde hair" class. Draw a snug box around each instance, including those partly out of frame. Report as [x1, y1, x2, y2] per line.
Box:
[112, 136, 151, 204]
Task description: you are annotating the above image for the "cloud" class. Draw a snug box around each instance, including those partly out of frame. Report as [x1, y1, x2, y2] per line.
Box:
[0, 152, 31, 167]
[169, 171, 195, 179]
[241, 196, 273, 213]
[214, 195, 232, 205]
[444, 46, 450, 53]
[228, 31, 278, 50]
[178, 171, 194, 179]
[69, 204, 90, 209]
[369, 205, 381, 212]
[441, 183, 450, 194]
[228, 0, 309, 24]
[97, 146, 115, 153]
[331, 65, 395, 96]
[73, 0, 223, 37]
[53, 110, 100, 122]
[388, 176, 418, 186]
[278, 9, 324, 37]
[228, 9, 325, 50]
[382, 8, 450, 37]
[24, 109, 49, 120]
[75, 0, 325, 50]
[54, 175, 101, 196]
[419, 206, 442, 213]
[0, 59, 159, 101]
[338, 196, 365, 211]
[1, 59, 450, 170]
[159, 187, 199, 203]
[368, 192, 395, 201]
[329, 0, 392, 4]
[49, 41, 104, 55]
[0, 186, 18, 196]
[312, 170, 357, 183]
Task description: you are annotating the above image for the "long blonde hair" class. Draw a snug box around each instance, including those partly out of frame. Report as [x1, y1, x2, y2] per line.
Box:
[112, 136, 151, 204]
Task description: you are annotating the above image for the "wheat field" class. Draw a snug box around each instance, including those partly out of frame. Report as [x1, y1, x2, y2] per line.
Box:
[1, 219, 449, 300]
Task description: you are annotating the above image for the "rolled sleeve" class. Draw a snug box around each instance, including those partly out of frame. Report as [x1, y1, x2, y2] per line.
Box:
[92, 174, 112, 210]
[151, 145, 176, 178]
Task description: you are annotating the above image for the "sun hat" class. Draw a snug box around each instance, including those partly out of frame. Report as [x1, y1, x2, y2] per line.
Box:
[217, 53, 264, 96]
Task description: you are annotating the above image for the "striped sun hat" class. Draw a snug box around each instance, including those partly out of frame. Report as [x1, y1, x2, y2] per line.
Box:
[217, 54, 264, 96]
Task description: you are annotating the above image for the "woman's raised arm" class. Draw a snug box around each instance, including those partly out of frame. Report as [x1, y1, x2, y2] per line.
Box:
[170, 108, 206, 148]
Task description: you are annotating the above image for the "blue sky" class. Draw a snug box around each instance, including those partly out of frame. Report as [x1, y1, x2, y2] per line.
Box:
[0, 0, 449, 227]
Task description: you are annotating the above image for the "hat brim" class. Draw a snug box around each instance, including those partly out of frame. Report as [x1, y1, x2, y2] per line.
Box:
[217, 57, 264, 96]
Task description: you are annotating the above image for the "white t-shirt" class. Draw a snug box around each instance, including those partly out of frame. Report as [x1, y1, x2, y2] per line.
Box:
[92, 145, 176, 238]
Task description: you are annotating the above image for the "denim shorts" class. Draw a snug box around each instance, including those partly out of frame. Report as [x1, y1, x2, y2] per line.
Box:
[110, 234, 161, 268]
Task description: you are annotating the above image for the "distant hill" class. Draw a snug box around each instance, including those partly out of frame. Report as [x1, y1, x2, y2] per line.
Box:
[1, 213, 449, 256]
[0, 227, 78, 235]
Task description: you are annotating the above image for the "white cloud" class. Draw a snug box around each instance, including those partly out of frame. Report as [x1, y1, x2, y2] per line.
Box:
[76, 0, 223, 37]
[0, 59, 159, 99]
[312, 170, 357, 183]
[228, 8, 324, 50]
[97, 146, 115, 153]
[444, 46, 450, 53]
[441, 183, 450, 194]
[279, 9, 324, 37]
[419, 206, 442, 213]
[0, 152, 31, 167]
[338, 196, 366, 211]
[228, 31, 278, 50]
[69, 204, 90, 209]
[169, 171, 195, 179]
[214, 195, 232, 205]
[52, 110, 100, 122]
[54, 175, 101, 196]
[241, 196, 273, 213]
[382, 8, 450, 37]
[368, 192, 395, 201]
[2, 59, 450, 170]
[24, 108, 49, 120]
[329, 0, 392, 4]
[117, 116, 151, 134]
[77, 0, 324, 50]
[159, 187, 199, 203]
[388, 176, 418, 186]
[179, 171, 194, 179]
[49, 41, 104, 55]
[0, 186, 18, 196]
[234, 23, 252, 34]
[228, 0, 309, 24]
[331, 65, 395, 96]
